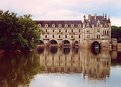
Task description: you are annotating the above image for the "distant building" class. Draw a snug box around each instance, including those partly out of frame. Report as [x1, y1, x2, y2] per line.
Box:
[35, 14, 111, 49]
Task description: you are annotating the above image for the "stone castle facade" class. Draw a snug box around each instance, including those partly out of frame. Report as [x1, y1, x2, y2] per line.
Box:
[35, 14, 111, 49]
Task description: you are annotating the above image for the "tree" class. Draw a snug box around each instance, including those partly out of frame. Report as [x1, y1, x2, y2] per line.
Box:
[111, 26, 121, 42]
[0, 10, 41, 51]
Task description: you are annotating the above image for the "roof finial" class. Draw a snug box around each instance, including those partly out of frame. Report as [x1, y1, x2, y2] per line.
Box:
[83, 15, 86, 19]
[105, 13, 107, 18]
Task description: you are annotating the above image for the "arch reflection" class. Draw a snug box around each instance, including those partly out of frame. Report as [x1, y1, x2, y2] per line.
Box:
[91, 41, 101, 55]
[63, 48, 71, 54]
[0, 52, 40, 87]
[39, 49, 111, 80]
[49, 46, 58, 54]
[37, 47, 44, 54]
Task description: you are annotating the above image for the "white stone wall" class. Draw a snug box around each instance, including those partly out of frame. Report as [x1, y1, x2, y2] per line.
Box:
[38, 23, 111, 48]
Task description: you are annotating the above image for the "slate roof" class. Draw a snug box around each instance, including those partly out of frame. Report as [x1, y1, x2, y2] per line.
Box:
[35, 20, 83, 27]
[34, 15, 111, 28]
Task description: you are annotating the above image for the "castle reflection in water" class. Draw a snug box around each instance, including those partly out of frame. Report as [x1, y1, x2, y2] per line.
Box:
[0, 47, 121, 86]
[39, 47, 111, 80]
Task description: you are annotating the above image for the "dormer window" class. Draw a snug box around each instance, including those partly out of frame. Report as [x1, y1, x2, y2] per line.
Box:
[38, 24, 41, 27]
[45, 24, 48, 27]
[87, 23, 89, 27]
[65, 24, 68, 27]
[52, 24, 55, 27]
[92, 24, 94, 28]
[78, 24, 81, 27]
[58, 24, 62, 27]
[71, 24, 74, 27]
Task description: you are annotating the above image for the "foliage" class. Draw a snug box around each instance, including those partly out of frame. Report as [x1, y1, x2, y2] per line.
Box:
[111, 26, 121, 42]
[0, 10, 41, 51]
[0, 52, 41, 86]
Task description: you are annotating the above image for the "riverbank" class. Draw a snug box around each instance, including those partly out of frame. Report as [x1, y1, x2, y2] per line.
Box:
[0, 49, 33, 54]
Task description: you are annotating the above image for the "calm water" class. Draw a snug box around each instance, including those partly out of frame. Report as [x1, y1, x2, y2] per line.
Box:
[0, 47, 121, 87]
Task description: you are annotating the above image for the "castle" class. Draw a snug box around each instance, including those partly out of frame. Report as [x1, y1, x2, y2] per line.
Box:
[35, 14, 111, 50]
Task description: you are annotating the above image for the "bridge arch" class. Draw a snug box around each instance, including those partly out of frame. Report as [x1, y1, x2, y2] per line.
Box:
[91, 41, 101, 54]
[63, 40, 70, 44]
[73, 41, 79, 48]
[62, 40, 71, 48]
[39, 40, 44, 45]
[49, 39, 58, 44]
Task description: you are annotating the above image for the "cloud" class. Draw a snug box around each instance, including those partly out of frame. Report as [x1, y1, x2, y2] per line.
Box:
[0, 0, 121, 26]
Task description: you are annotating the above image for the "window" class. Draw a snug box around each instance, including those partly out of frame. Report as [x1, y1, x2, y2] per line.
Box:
[45, 24, 48, 27]
[59, 35, 60, 38]
[71, 35, 73, 38]
[65, 29, 67, 32]
[58, 24, 62, 27]
[79, 29, 80, 33]
[97, 29, 100, 32]
[38, 24, 41, 27]
[79, 35, 80, 38]
[45, 35, 47, 38]
[97, 35, 100, 39]
[52, 24, 55, 27]
[107, 31, 109, 36]
[87, 30, 89, 33]
[59, 29, 61, 32]
[87, 35, 90, 38]
[65, 24, 68, 27]
[65, 35, 67, 38]
[53, 35, 54, 38]
[71, 24, 74, 27]
[71, 29, 73, 32]
[78, 24, 81, 27]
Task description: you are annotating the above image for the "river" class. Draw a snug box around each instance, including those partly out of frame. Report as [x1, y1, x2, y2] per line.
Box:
[0, 47, 121, 87]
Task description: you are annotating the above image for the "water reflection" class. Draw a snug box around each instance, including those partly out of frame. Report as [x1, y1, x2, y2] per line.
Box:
[110, 51, 121, 65]
[50, 46, 58, 54]
[0, 52, 40, 87]
[63, 48, 70, 54]
[91, 42, 101, 55]
[37, 47, 44, 54]
[40, 48, 111, 80]
[0, 48, 121, 87]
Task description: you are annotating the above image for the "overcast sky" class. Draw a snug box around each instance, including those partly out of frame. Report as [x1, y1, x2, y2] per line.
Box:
[0, 0, 121, 26]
